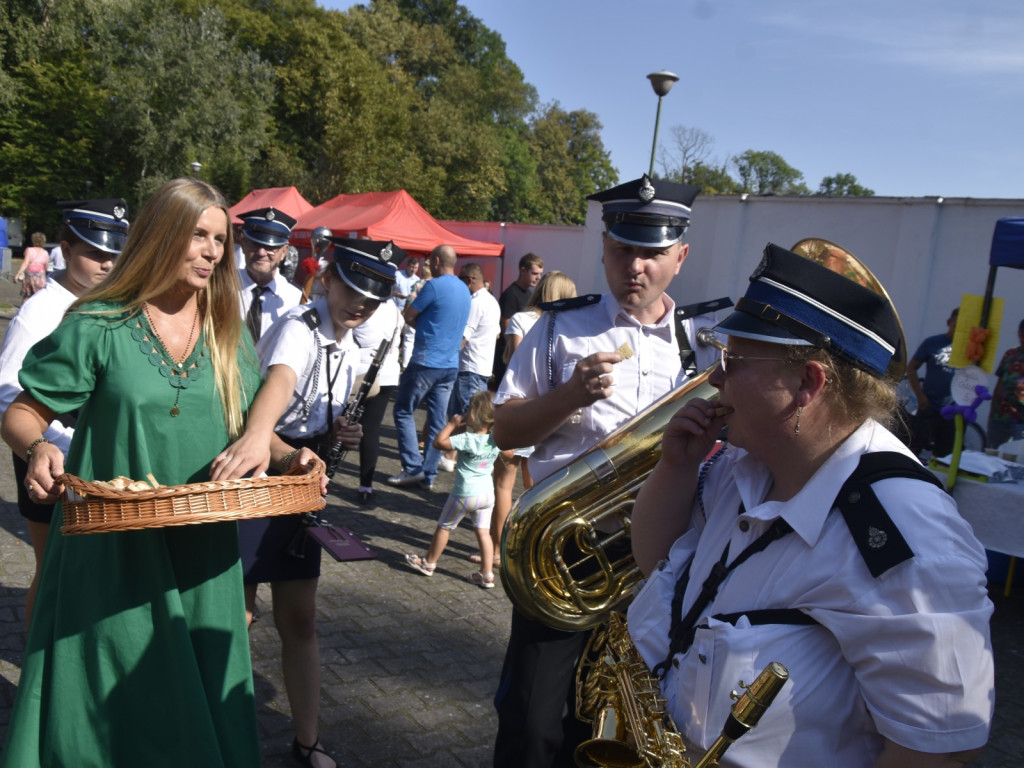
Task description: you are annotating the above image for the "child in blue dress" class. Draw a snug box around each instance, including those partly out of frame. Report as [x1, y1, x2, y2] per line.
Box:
[406, 390, 502, 587]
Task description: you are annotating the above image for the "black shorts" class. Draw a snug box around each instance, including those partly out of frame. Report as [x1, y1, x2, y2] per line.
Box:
[238, 512, 322, 584]
[12, 452, 56, 525]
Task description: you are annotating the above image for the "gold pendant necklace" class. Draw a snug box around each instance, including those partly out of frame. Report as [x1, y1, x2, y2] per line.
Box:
[139, 303, 201, 416]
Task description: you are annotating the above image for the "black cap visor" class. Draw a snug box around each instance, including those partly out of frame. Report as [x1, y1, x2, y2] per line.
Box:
[335, 261, 394, 302]
[67, 220, 127, 254]
[714, 304, 815, 346]
[606, 221, 687, 248]
[242, 223, 290, 249]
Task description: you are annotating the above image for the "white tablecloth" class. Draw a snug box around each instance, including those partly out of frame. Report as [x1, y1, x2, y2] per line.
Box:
[931, 471, 1024, 558]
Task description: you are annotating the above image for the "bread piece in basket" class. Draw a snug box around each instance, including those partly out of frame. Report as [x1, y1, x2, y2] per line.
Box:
[60, 466, 326, 535]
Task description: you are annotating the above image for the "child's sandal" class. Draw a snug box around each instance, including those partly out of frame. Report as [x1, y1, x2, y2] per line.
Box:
[405, 553, 436, 576]
[469, 571, 495, 589]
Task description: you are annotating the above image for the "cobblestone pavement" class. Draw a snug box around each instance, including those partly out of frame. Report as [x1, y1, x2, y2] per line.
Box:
[0, 277, 1022, 766]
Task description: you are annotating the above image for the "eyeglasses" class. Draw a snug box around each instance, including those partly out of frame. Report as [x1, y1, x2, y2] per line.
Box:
[718, 348, 790, 374]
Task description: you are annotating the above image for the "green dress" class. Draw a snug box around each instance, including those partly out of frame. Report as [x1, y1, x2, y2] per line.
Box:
[1, 303, 263, 767]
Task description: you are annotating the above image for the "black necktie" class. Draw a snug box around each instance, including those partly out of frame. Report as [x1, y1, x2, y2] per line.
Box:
[246, 285, 268, 342]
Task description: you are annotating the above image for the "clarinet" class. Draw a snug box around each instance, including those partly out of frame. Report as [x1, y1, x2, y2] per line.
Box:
[288, 336, 392, 558]
[325, 337, 391, 479]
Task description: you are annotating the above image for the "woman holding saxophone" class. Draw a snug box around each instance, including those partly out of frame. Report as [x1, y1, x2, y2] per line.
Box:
[628, 242, 994, 767]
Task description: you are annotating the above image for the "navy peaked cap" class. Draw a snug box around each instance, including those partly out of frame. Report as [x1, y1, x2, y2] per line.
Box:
[587, 174, 700, 247]
[57, 198, 129, 254]
[239, 207, 296, 248]
[328, 237, 402, 302]
[714, 243, 901, 376]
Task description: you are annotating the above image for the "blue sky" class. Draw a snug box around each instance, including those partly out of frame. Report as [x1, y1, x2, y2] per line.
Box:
[322, 1, 1024, 199]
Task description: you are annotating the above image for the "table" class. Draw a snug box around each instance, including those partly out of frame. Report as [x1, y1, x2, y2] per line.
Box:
[931, 471, 1024, 595]
[930, 473, 1024, 558]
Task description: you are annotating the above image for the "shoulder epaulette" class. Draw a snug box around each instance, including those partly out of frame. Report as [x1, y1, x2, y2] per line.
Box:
[301, 307, 321, 331]
[834, 451, 945, 578]
[675, 296, 733, 320]
[539, 294, 602, 312]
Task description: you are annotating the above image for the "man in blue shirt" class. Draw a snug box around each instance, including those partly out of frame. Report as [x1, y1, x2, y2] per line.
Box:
[907, 307, 958, 457]
[388, 244, 471, 490]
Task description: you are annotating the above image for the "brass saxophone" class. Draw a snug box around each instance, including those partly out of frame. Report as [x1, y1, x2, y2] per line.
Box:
[500, 366, 720, 632]
[575, 613, 788, 768]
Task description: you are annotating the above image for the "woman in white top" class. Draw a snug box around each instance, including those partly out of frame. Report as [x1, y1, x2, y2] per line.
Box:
[488, 271, 576, 565]
[215, 237, 399, 768]
[0, 198, 128, 626]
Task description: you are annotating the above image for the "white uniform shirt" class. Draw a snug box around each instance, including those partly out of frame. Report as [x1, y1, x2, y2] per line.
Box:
[237, 269, 303, 339]
[627, 420, 994, 766]
[505, 308, 540, 344]
[495, 293, 719, 483]
[256, 299, 358, 440]
[352, 300, 402, 388]
[459, 287, 501, 376]
[0, 278, 76, 452]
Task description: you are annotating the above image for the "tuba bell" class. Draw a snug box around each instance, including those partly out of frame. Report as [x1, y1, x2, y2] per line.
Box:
[500, 366, 720, 632]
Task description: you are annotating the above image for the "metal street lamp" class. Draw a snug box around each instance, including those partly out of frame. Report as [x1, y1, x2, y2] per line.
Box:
[646, 70, 679, 177]
[190, 161, 202, 178]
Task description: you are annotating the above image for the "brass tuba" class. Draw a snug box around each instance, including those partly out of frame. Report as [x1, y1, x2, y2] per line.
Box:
[500, 367, 720, 632]
[499, 237, 906, 632]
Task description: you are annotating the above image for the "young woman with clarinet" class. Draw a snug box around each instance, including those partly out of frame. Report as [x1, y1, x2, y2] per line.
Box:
[213, 237, 400, 768]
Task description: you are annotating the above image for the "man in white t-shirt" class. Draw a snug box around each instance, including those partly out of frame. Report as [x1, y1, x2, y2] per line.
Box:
[451, 263, 500, 415]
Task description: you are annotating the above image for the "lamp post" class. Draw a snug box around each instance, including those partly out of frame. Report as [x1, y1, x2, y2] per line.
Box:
[190, 161, 202, 178]
[646, 70, 679, 177]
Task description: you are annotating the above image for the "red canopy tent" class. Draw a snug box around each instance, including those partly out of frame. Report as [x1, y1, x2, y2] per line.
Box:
[229, 186, 314, 224]
[292, 189, 505, 261]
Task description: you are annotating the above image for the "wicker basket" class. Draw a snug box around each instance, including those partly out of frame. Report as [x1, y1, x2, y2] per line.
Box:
[59, 467, 326, 535]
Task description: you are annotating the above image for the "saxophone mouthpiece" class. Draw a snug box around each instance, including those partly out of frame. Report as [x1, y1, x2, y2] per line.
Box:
[696, 327, 721, 348]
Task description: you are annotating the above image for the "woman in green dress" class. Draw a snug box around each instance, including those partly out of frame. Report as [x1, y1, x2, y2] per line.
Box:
[1, 178, 322, 767]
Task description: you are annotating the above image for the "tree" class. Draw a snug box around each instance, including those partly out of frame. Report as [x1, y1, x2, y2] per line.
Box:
[656, 125, 740, 195]
[0, 0, 120, 230]
[732, 150, 809, 195]
[817, 173, 874, 196]
[95, 1, 275, 203]
[680, 162, 741, 195]
[659, 125, 715, 178]
[524, 102, 617, 224]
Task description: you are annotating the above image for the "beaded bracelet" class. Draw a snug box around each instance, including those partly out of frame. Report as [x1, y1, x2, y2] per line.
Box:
[26, 437, 50, 460]
[278, 448, 300, 472]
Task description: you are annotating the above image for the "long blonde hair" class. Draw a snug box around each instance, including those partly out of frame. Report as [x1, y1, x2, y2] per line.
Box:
[525, 270, 577, 315]
[72, 178, 251, 437]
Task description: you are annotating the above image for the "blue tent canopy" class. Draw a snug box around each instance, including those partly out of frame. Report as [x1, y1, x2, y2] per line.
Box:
[990, 217, 1024, 268]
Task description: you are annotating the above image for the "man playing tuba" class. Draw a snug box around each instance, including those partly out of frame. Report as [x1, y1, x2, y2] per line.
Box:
[491, 174, 730, 768]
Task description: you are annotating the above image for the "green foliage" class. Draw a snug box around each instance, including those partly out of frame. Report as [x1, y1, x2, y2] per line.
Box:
[2, 0, 863, 233]
[526, 103, 617, 224]
[677, 162, 741, 195]
[94, 1, 275, 203]
[732, 150, 810, 195]
[818, 172, 875, 196]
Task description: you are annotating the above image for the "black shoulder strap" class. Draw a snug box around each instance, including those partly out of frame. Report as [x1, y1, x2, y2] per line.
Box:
[538, 293, 601, 312]
[302, 307, 321, 330]
[673, 297, 732, 376]
[833, 451, 944, 578]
